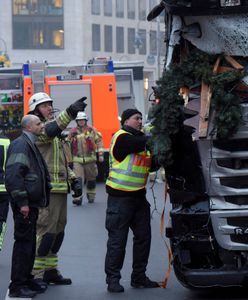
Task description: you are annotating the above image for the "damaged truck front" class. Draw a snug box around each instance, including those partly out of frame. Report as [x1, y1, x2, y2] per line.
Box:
[148, 0, 248, 288]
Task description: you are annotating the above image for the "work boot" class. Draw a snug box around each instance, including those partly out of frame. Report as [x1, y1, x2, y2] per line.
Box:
[72, 197, 82, 206]
[87, 193, 95, 203]
[27, 278, 47, 293]
[43, 269, 72, 285]
[107, 281, 124, 293]
[131, 276, 159, 289]
[9, 287, 37, 298]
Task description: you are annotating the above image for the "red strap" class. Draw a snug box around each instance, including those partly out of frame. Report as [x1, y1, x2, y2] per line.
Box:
[159, 181, 172, 288]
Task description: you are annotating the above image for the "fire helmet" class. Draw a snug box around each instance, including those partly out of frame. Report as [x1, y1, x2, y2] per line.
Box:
[76, 111, 88, 121]
[29, 92, 53, 112]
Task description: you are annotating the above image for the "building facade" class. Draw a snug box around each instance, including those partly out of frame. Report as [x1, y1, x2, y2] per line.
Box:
[0, 0, 165, 111]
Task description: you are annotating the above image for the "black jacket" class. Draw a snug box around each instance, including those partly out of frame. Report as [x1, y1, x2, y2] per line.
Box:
[5, 133, 51, 208]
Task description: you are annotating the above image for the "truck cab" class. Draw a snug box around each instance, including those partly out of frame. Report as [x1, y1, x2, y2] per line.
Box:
[148, 0, 248, 288]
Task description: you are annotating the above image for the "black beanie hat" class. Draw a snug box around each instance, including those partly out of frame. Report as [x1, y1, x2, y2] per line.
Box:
[121, 109, 142, 126]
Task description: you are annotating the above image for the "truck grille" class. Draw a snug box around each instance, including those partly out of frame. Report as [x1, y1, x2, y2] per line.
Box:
[230, 235, 248, 244]
[220, 176, 248, 188]
[224, 196, 248, 206]
[184, 102, 248, 251]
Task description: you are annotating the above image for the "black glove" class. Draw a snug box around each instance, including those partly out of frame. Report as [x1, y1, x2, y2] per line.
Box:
[66, 97, 87, 119]
[71, 177, 83, 198]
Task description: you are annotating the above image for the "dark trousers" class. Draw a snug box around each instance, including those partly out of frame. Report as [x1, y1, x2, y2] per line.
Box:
[0, 194, 9, 222]
[9, 205, 38, 291]
[105, 195, 151, 283]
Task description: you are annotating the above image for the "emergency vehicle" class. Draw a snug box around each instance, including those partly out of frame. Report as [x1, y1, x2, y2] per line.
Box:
[0, 58, 145, 179]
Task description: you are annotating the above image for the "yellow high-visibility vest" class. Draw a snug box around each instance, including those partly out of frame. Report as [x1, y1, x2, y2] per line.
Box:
[106, 130, 151, 192]
[0, 137, 10, 192]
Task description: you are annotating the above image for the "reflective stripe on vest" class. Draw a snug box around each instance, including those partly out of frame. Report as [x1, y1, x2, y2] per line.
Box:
[0, 184, 6, 192]
[0, 137, 10, 193]
[0, 137, 10, 168]
[106, 130, 151, 192]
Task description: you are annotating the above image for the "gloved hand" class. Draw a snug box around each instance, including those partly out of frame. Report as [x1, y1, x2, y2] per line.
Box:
[71, 177, 83, 198]
[66, 97, 87, 119]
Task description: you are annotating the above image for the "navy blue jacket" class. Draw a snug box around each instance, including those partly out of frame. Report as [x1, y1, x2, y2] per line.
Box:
[5, 133, 51, 208]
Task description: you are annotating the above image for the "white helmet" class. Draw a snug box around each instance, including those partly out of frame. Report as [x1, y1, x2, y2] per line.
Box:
[76, 111, 88, 121]
[29, 92, 53, 112]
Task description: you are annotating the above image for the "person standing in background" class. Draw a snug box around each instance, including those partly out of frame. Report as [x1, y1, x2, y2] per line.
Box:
[69, 111, 104, 205]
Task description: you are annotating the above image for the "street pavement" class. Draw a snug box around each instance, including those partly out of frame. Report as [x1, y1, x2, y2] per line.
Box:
[1, 180, 248, 300]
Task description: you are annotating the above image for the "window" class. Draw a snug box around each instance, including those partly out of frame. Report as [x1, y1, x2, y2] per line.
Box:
[104, 25, 112, 52]
[127, 0, 135, 19]
[92, 24, 101, 51]
[116, 0, 124, 18]
[116, 27, 124, 53]
[159, 31, 166, 55]
[91, 0, 100, 15]
[12, 0, 64, 49]
[128, 28, 135, 54]
[160, 9, 165, 22]
[150, 30, 157, 55]
[138, 0, 146, 21]
[138, 29, 146, 55]
[13, 20, 64, 49]
[149, 0, 158, 10]
[149, 0, 158, 21]
[104, 0, 112, 16]
[13, 0, 63, 16]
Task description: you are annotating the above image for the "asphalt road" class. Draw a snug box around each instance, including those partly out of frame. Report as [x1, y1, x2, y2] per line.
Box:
[1, 180, 248, 300]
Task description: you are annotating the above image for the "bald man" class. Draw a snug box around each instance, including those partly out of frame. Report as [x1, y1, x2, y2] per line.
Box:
[5, 115, 51, 298]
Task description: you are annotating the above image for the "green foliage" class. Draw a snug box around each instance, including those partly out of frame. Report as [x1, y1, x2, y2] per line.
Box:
[150, 49, 246, 167]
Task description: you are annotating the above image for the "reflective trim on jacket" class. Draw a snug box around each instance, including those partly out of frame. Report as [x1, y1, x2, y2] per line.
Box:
[0, 137, 10, 193]
[70, 125, 104, 164]
[106, 129, 151, 192]
[36, 110, 73, 194]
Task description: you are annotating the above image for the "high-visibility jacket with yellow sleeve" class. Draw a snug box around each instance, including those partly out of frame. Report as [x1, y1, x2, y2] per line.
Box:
[0, 137, 10, 194]
[106, 129, 151, 192]
[36, 110, 75, 194]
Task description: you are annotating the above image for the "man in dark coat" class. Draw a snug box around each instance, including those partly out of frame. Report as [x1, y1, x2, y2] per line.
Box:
[5, 115, 51, 298]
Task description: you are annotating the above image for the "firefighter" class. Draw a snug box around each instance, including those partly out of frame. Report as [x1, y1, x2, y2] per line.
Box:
[0, 134, 10, 252]
[69, 111, 104, 205]
[28, 92, 85, 285]
[105, 109, 160, 293]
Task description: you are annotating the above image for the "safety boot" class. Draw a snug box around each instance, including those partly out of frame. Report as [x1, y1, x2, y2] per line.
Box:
[87, 193, 95, 203]
[27, 278, 47, 293]
[131, 276, 159, 288]
[43, 269, 72, 285]
[72, 197, 82, 206]
[107, 281, 124, 293]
